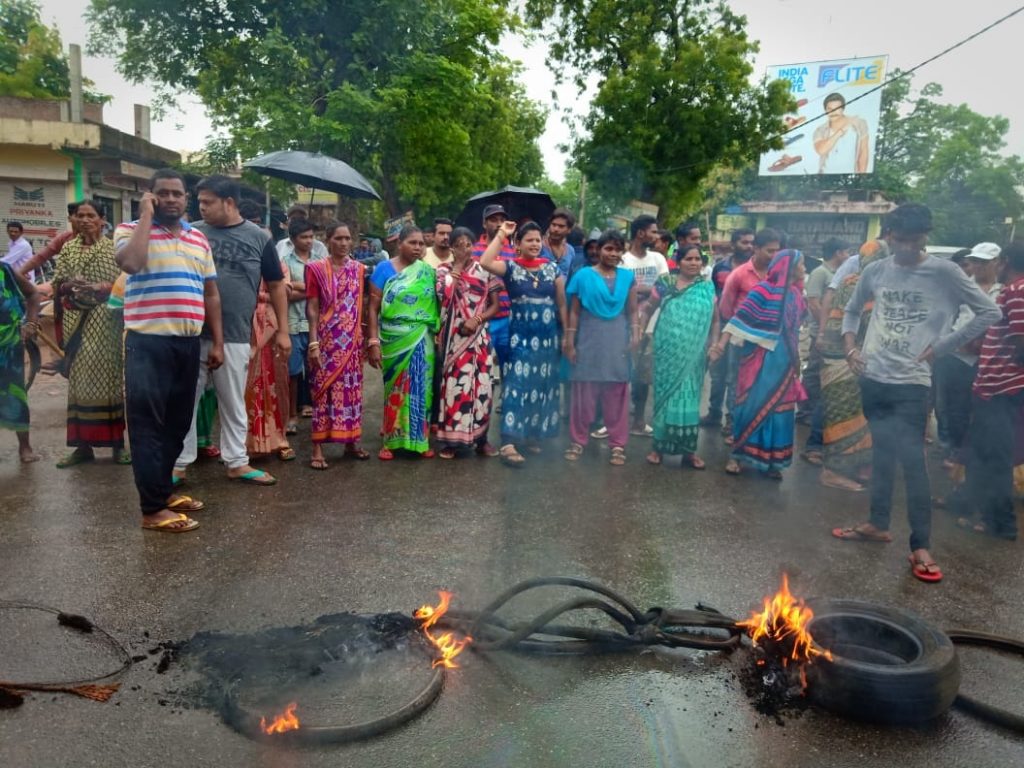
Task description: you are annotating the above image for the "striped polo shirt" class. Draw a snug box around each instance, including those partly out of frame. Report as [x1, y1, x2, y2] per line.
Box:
[473, 234, 516, 320]
[974, 276, 1024, 399]
[113, 219, 216, 336]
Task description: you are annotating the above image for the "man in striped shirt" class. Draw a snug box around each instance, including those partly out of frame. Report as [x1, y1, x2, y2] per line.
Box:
[963, 242, 1024, 540]
[472, 204, 516, 371]
[115, 168, 223, 533]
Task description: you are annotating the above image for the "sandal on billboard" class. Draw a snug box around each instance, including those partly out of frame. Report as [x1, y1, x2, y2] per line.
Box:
[768, 154, 802, 172]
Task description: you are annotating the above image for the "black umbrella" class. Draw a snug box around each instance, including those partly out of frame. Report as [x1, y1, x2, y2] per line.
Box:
[455, 185, 555, 234]
[242, 150, 381, 202]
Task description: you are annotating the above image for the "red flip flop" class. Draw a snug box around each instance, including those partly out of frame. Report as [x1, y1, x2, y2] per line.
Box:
[908, 553, 943, 583]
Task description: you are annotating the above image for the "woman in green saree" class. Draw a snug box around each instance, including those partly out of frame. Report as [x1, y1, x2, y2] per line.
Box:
[367, 225, 440, 459]
[641, 244, 719, 468]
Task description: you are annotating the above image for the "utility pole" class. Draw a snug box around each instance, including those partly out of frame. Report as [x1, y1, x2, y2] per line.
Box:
[578, 174, 587, 229]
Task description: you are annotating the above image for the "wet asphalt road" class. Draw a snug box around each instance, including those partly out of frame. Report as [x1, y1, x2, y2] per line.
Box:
[1, 376, 1022, 768]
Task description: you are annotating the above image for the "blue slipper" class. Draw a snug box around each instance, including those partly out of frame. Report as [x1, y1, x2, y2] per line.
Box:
[230, 469, 277, 486]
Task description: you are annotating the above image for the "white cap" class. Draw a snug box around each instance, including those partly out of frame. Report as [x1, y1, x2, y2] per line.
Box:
[969, 242, 1001, 260]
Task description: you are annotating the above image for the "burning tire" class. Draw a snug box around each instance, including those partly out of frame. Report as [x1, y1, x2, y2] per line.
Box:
[804, 599, 960, 724]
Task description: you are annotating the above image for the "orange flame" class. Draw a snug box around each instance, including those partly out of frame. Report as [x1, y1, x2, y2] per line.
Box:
[414, 590, 472, 669]
[738, 574, 832, 678]
[259, 701, 300, 735]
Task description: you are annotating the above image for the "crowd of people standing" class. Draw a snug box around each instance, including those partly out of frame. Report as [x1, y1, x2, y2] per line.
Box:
[2, 174, 1022, 584]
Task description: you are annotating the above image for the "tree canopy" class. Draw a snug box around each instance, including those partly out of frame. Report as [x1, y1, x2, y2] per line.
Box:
[88, 0, 546, 219]
[0, 0, 108, 102]
[0, 0, 70, 99]
[524, 0, 793, 223]
[881, 78, 1023, 245]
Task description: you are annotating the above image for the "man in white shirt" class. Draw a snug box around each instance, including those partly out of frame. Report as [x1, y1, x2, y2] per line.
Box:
[621, 215, 669, 436]
[2, 222, 34, 281]
[276, 205, 328, 260]
[423, 218, 454, 269]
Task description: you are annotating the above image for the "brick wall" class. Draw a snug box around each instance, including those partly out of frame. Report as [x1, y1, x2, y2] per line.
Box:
[0, 96, 103, 123]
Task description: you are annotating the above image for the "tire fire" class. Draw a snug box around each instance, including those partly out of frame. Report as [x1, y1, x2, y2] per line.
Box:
[738, 574, 832, 689]
[414, 591, 472, 669]
[259, 701, 300, 735]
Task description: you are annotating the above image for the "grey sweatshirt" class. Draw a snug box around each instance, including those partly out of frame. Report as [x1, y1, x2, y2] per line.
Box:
[842, 255, 1001, 386]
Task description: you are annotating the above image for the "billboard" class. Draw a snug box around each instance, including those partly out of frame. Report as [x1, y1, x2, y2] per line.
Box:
[0, 180, 68, 252]
[758, 55, 888, 177]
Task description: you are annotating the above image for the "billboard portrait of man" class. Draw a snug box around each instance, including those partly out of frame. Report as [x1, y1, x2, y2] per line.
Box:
[813, 93, 870, 174]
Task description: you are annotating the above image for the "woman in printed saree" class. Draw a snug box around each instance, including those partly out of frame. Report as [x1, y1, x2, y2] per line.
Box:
[435, 226, 501, 459]
[641, 244, 718, 469]
[563, 229, 638, 466]
[366, 224, 439, 460]
[245, 281, 295, 461]
[817, 240, 887, 491]
[52, 200, 128, 467]
[479, 219, 568, 467]
[306, 221, 369, 469]
[0, 261, 42, 462]
[709, 248, 807, 478]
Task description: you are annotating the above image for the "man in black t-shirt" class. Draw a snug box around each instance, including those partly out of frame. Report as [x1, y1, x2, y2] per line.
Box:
[175, 175, 290, 487]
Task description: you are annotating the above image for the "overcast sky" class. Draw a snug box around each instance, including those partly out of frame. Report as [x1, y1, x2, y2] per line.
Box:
[42, 0, 1024, 182]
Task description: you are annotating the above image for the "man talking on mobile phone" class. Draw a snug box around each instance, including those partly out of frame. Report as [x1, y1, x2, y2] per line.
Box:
[115, 168, 224, 534]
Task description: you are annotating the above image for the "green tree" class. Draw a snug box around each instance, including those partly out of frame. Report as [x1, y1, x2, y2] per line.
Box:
[881, 79, 1024, 244]
[0, 0, 108, 102]
[524, 0, 793, 224]
[88, 0, 546, 219]
[0, 0, 69, 99]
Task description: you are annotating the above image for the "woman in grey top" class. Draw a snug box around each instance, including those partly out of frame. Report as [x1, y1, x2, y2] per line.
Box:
[563, 229, 639, 465]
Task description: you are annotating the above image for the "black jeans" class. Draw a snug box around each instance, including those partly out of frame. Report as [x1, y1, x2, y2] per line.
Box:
[706, 351, 727, 422]
[706, 343, 740, 423]
[631, 339, 651, 425]
[124, 331, 201, 516]
[803, 338, 824, 450]
[934, 356, 976, 459]
[965, 391, 1022, 538]
[860, 378, 932, 551]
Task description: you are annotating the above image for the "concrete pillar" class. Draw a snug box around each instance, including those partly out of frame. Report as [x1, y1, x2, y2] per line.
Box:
[69, 44, 83, 123]
[134, 104, 151, 142]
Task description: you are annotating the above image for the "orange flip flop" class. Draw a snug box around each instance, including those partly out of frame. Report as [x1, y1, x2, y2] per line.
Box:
[142, 513, 199, 533]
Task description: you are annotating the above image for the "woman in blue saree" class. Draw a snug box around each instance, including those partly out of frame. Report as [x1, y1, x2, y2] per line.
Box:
[479, 219, 567, 467]
[709, 249, 807, 478]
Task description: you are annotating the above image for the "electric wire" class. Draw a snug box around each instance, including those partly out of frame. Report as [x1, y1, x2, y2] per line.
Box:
[0, 600, 132, 689]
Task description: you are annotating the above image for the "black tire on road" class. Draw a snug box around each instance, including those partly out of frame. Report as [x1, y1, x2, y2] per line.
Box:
[804, 599, 960, 725]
